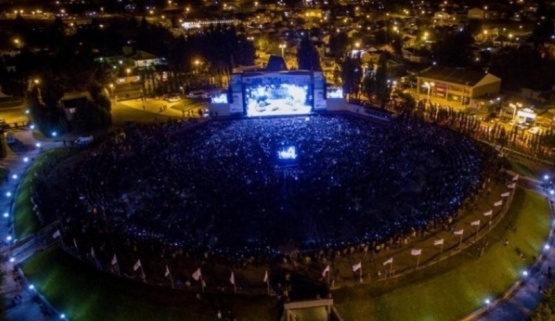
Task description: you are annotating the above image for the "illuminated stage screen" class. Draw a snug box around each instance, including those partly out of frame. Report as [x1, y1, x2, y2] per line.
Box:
[243, 73, 313, 117]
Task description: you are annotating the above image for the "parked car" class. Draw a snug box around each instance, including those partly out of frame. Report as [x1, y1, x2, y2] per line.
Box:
[164, 95, 181, 102]
[528, 126, 541, 135]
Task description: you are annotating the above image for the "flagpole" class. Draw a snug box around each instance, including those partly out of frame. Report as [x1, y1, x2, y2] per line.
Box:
[459, 234, 463, 249]
[389, 261, 393, 276]
[168, 267, 174, 289]
[201, 276, 205, 293]
[266, 277, 270, 295]
[474, 225, 479, 241]
[440, 243, 444, 255]
[416, 254, 421, 269]
[140, 265, 146, 283]
[327, 267, 330, 286]
[359, 266, 362, 283]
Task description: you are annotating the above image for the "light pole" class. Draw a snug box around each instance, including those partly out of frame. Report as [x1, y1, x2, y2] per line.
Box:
[279, 43, 286, 57]
[511, 102, 522, 122]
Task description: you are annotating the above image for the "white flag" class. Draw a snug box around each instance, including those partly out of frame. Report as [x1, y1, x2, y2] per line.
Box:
[91, 247, 96, 258]
[192, 268, 202, 281]
[133, 259, 142, 271]
[411, 249, 422, 256]
[352, 262, 362, 272]
[263, 270, 268, 283]
[494, 200, 503, 207]
[507, 183, 516, 189]
[111, 254, 118, 266]
[52, 230, 61, 239]
[322, 265, 330, 277]
[230, 272, 235, 285]
[483, 210, 493, 217]
[471, 220, 481, 226]
[383, 257, 393, 266]
[165, 265, 171, 278]
[454, 229, 464, 235]
[512, 174, 519, 181]
[501, 192, 510, 197]
[434, 239, 444, 246]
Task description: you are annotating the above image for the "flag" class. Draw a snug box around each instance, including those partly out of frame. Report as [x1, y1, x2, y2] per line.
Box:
[494, 200, 503, 207]
[192, 268, 202, 281]
[411, 249, 422, 256]
[512, 174, 519, 181]
[230, 272, 235, 285]
[507, 183, 516, 189]
[352, 262, 362, 272]
[111, 254, 118, 266]
[52, 230, 61, 239]
[434, 239, 444, 246]
[483, 210, 493, 217]
[471, 220, 480, 226]
[165, 265, 171, 278]
[454, 229, 464, 235]
[383, 258, 393, 266]
[501, 192, 510, 197]
[90, 247, 96, 258]
[322, 265, 330, 277]
[133, 259, 142, 271]
[263, 270, 268, 283]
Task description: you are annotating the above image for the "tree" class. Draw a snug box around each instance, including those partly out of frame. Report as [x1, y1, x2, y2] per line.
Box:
[297, 36, 321, 71]
[341, 57, 361, 99]
[375, 53, 390, 108]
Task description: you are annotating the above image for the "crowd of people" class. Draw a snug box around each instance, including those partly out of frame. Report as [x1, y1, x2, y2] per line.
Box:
[34, 114, 500, 283]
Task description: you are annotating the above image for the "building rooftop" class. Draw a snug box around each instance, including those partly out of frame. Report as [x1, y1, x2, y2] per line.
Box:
[419, 66, 494, 86]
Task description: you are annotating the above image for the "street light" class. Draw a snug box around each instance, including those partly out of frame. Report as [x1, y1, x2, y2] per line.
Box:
[279, 43, 286, 57]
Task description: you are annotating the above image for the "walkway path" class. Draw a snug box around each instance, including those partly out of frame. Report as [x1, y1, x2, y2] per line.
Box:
[0, 127, 62, 321]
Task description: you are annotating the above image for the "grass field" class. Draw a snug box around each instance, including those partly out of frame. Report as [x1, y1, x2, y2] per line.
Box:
[22, 247, 275, 321]
[19, 188, 550, 321]
[14, 148, 74, 239]
[333, 188, 551, 321]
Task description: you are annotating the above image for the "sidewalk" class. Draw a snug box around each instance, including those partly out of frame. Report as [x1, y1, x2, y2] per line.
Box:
[465, 182, 555, 321]
[0, 128, 62, 321]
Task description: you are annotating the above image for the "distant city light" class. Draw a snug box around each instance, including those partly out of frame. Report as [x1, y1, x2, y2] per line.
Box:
[36, 142, 41, 148]
[23, 157, 29, 163]
[522, 270, 528, 277]
[5, 191, 11, 197]
[11, 174, 17, 179]
[9, 257, 14, 263]
[6, 235, 12, 241]
[52, 131, 57, 137]
[545, 244, 550, 250]
[3, 212, 9, 218]
[485, 299, 491, 305]
[544, 174, 549, 181]
[28, 284, 34, 290]
[30, 124, 35, 130]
